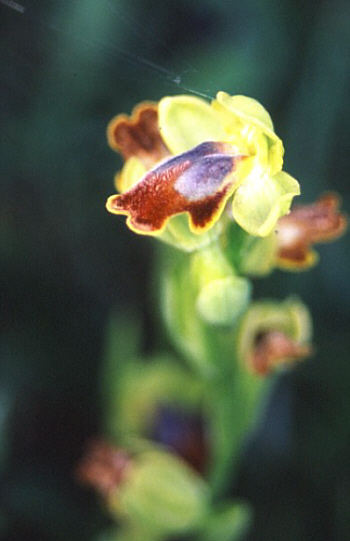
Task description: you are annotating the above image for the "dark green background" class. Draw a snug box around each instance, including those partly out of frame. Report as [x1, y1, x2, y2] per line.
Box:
[1, 1, 349, 540]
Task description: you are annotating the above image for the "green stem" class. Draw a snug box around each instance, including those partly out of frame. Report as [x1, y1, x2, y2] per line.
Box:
[207, 361, 270, 498]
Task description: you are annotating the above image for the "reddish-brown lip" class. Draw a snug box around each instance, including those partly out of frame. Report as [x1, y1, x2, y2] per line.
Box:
[251, 330, 311, 374]
[276, 193, 347, 268]
[107, 141, 246, 235]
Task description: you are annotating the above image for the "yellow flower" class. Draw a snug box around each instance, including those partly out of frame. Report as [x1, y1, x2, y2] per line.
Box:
[106, 92, 300, 241]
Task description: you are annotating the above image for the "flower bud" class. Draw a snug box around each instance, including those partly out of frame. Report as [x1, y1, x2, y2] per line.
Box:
[236, 298, 312, 374]
[196, 276, 251, 326]
[191, 244, 251, 326]
[110, 449, 210, 536]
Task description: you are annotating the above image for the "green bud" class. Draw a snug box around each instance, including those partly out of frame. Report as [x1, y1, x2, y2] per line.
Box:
[160, 242, 252, 373]
[196, 276, 251, 326]
[110, 449, 210, 536]
[191, 244, 251, 326]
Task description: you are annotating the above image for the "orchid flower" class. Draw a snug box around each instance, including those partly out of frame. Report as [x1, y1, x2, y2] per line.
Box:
[106, 92, 300, 243]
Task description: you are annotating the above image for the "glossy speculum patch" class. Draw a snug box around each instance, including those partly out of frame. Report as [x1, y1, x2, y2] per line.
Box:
[106, 141, 245, 234]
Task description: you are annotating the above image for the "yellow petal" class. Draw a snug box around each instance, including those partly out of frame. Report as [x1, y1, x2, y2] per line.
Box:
[214, 92, 276, 139]
[158, 95, 226, 154]
[116, 156, 147, 192]
[232, 171, 300, 237]
[212, 93, 284, 175]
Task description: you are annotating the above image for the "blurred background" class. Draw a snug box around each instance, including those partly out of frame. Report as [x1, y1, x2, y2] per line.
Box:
[1, 0, 349, 540]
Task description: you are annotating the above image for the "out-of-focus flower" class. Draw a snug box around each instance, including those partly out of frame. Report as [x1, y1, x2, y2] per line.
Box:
[106, 92, 300, 245]
[112, 448, 209, 536]
[252, 330, 311, 375]
[231, 193, 347, 276]
[275, 193, 347, 269]
[79, 440, 209, 537]
[237, 298, 312, 375]
[108, 356, 208, 472]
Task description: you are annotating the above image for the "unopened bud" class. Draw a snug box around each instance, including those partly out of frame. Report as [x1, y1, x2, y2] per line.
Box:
[110, 449, 210, 536]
